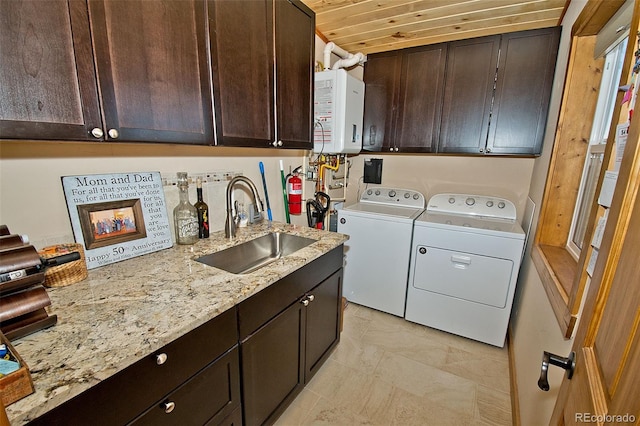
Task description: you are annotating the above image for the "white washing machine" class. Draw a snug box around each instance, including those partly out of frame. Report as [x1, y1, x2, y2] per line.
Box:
[405, 193, 525, 347]
[338, 187, 425, 317]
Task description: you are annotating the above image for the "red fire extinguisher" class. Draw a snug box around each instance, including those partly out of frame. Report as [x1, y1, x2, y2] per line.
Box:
[287, 172, 302, 215]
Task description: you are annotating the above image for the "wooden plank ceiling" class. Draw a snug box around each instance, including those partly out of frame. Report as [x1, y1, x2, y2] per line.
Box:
[301, 0, 569, 54]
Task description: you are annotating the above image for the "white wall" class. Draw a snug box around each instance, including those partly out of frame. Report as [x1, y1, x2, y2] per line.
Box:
[510, 1, 588, 424]
[0, 141, 308, 248]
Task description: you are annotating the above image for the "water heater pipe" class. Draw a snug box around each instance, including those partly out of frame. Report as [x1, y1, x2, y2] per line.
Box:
[323, 42, 366, 71]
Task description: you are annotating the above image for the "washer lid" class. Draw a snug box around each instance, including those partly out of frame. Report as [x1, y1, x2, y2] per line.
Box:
[342, 202, 424, 220]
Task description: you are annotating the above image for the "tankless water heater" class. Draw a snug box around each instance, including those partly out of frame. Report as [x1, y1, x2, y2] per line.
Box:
[313, 69, 365, 154]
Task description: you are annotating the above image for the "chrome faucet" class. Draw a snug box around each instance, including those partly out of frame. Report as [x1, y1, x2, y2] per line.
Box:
[225, 176, 264, 239]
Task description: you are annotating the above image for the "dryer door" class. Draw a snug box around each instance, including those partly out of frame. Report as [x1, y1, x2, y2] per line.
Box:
[411, 245, 513, 308]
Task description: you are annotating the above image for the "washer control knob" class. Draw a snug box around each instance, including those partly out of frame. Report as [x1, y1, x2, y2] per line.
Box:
[448, 197, 455, 204]
[375, 190, 381, 196]
[418, 247, 427, 254]
[465, 197, 475, 206]
[413, 194, 420, 200]
[388, 190, 396, 198]
[340, 218, 346, 224]
[404, 192, 410, 199]
[367, 189, 373, 195]
[486, 200, 494, 207]
[498, 201, 506, 209]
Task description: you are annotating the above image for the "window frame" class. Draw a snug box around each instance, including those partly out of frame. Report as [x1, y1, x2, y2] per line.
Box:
[532, 0, 636, 338]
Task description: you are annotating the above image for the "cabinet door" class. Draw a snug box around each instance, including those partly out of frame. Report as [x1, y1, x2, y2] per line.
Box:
[305, 269, 342, 382]
[130, 346, 241, 426]
[208, 0, 274, 147]
[241, 300, 305, 426]
[0, 0, 102, 141]
[275, 0, 315, 149]
[88, 0, 213, 144]
[438, 35, 500, 154]
[487, 27, 560, 155]
[395, 44, 447, 153]
[362, 51, 402, 152]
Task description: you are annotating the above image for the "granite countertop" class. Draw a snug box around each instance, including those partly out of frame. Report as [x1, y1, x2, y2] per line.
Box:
[6, 221, 348, 424]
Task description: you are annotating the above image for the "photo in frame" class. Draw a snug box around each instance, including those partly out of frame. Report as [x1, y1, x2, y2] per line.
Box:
[62, 172, 173, 269]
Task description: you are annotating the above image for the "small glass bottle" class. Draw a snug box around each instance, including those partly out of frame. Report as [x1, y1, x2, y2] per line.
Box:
[194, 177, 210, 238]
[173, 172, 199, 245]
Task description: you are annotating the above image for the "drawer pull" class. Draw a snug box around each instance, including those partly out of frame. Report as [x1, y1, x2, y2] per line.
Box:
[156, 353, 168, 365]
[163, 401, 176, 414]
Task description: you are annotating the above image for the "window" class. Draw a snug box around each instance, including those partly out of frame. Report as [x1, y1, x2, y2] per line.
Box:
[567, 38, 628, 259]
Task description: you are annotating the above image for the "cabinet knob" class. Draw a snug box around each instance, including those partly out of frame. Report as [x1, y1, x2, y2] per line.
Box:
[301, 298, 310, 306]
[163, 401, 176, 414]
[486, 147, 491, 153]
[108, 128, 119, 139]
[307, 294, 315, 302]
[272, 140, 283, 147]
[389, 147, 393, 152]
[91, 127, 104, 139]
[156, 353, 168, 365]
[479, 148, 484, 153]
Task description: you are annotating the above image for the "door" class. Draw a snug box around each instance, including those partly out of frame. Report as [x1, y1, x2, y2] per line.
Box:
[305, 269, 342, 381]
[208, 0, 274, 147]
[88, 0, 213, 144]
[550, 124, 640, 423]
[395, 44, 447, 153]
[274, 0, 314, 149]
[488, 27, 560, 155]
[0, 0, 102, 141]
[362, 51, 402, 152]
[240, 299, 305, 426]
[438, 35, 499, 154]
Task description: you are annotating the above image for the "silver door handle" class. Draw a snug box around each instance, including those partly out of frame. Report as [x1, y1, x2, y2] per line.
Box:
[538, 351, 575, 391]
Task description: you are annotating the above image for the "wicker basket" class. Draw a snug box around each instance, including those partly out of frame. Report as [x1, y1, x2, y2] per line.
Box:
[38, 243, 88, 288]
[0, 332, 34, 406]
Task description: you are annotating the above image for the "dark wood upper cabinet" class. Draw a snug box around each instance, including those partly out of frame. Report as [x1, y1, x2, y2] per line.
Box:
[362, 44, 446, 153]
[438, 35, 500, 154]
[488, 27, 561, 155]
[364, 27, 560, 156]
[0, 0, 102, 141]
[1, 0, 213, 144]
[209, 0, 314, 149]
[89, 0, 213, 144]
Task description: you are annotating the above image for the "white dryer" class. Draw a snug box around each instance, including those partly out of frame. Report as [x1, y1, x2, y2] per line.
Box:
[338, 188, 425, 317]
[405, 193, 525, 347]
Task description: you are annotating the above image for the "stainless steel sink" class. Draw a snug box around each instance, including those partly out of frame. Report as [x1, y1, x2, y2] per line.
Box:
[195, 232, 316, 274]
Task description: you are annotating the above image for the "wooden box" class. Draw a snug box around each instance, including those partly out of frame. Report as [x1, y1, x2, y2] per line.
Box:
[0, 332, 34, 407]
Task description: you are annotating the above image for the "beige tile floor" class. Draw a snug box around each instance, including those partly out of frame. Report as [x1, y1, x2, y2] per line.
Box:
[275, 302, 513, 426]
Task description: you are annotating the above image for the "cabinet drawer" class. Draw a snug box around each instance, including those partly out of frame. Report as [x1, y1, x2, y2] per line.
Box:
[130, 346, 241, 426]
[237, 245, 343, 339]
[30, 306, 238, 425]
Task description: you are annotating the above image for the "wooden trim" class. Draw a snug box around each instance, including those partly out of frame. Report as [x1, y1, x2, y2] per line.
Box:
[532, 245, 575, 337]
[572, 0, 626, 36]
[507, 327, 521, 426]
[532, 34, 604, 338]
[315, 28, 329, 43]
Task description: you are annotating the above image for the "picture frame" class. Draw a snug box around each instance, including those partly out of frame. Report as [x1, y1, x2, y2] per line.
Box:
[77, 199, 147, 250]
[62, 172, 173, 269]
